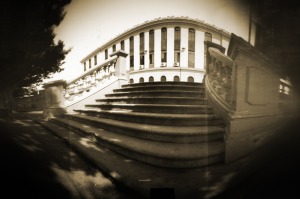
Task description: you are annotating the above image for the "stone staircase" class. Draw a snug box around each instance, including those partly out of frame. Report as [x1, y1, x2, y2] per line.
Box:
[49, 81, 226, 168]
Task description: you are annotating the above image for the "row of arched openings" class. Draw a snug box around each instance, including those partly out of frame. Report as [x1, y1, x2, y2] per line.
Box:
[129, 76, 194, 83]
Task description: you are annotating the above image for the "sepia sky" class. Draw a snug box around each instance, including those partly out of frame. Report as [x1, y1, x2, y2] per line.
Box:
[51, 0, 249, 82]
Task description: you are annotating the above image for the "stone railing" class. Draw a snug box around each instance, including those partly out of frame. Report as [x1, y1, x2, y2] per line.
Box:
[43, 50, 128, 118]
[129, 67, 205, 83]
[205, 34, 293, 162]
[206, 47, 233, 110]
[63, 56, 118, 105]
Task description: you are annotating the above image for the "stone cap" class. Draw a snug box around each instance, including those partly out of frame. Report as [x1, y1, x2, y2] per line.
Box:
[43, 80, 67, 88]
[110, 50, 128, 58]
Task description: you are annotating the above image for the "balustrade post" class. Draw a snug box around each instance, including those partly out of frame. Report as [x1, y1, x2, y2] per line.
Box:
[110, 50, 128, 80]
[43, 80, 67, 119]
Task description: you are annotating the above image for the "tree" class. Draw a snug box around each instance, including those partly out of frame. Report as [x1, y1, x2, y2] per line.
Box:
[0, 0, 71, 114]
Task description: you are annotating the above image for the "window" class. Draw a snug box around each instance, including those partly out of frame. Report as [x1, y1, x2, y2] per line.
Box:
[205, 32, 212, 42]
[174, 27, 181, 64]
[130, 78, 134, 84]
[94, 55, 97, 65]
[140, 32, 145, 66]
[149, 54, 153, 65]
[89, 59, 91, 69]
[161, 28, 167, 63]
[140, 55, 144, 65]
[113, 45, 116, 52]
[84, 62, 86, 71]
[161, 52, 167, 63]
[149, 30, 154, 67]
[174, 27, 181, 51]
[188, 76, 194, 82]
[130, 36, 134, 70]
[188, 28, 195, 68]
[149, 76, 154, 82]
[139, 77, 144, 83]
[121, 40, 125, 50]
[105, 49, 108, 60]
[161, 76, 166, 82]
[174, 76, 180, 82]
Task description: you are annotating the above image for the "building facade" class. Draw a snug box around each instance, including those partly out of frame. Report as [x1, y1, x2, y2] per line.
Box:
[80, 17, 231, 84]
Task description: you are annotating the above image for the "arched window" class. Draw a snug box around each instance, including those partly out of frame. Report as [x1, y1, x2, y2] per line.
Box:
[161, 76, 166, 82]
[188, 28, 195, 68]
[174, 76, 180, 82]
[174, 27, 181, 66]
[161, 28, 167, 64]
[188, 76, 194, 82]
[129, 36, 134, 70]
[139, 77, 144, 83]
[129, 78, 134, 84]
[149, 76, 154, 82]
[149, 30, 154, 68]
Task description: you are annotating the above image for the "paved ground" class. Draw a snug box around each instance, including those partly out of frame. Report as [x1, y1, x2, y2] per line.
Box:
[0, 112, 141, 199]
[2, 111, 300, 199]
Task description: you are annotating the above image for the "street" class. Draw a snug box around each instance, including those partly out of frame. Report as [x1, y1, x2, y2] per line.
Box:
[0, 113, 141, 199]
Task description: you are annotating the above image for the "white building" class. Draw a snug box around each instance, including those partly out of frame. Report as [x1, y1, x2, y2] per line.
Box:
[80, 17, 232, 84]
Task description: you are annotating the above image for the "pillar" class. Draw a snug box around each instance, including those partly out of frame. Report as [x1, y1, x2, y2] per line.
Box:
[43, 80, 67, 119]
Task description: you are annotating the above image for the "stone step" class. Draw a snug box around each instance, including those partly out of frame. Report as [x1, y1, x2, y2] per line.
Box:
[50, 117, 225, 168]
[85, 104, 214, 114]
[114, 85, 205, 92]
[73, 109, 224, 126]
[63, 113, 225, 143]
[96, 96, 208, 105]
[122, 81, 204, 88]
[105, 90, 205, 98]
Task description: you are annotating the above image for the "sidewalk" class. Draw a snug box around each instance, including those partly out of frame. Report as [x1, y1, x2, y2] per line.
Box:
[18, 111, 300, 199]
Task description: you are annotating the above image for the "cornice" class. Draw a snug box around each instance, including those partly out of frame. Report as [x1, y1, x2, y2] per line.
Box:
[81, 16, 231, 63]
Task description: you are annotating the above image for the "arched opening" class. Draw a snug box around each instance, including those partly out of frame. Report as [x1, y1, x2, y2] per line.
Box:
[139, 77, 144, 83]
[174, 76, 180, 82]
[130, 78, 134, 84]
[188, 76, 194, 82]
[149, 76, 154, 82]
[161, 76, 166, 82]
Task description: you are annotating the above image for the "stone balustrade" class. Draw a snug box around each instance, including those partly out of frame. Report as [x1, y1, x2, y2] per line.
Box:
[207, 47, 233, 107]
[43, 50, 128, 118]
[63, 56, 117, 105]
[205, 33, 293, 163]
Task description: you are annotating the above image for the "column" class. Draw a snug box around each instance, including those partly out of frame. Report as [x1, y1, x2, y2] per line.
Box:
[116, 43, 121, 51]
[154, 29, 161, 68]
[124, 38, 130, 71]
[167, 27, 174, 67]
[110, 50, 128, 79]
[195, 30, 205, 70]
[180, 28, 188, 67]
[43, 80, 67, 119]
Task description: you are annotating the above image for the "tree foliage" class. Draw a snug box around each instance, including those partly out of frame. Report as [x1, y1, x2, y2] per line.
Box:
[0, 0, 71, 102]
